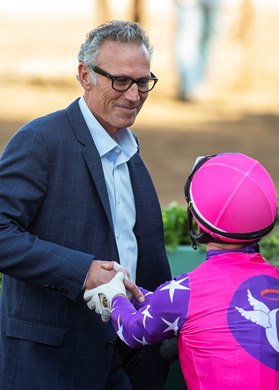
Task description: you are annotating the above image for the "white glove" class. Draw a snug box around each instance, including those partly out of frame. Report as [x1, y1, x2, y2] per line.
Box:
[113, 262, 132, 300]
[113, 261, 126, 274]
[84, 271, 127, 322]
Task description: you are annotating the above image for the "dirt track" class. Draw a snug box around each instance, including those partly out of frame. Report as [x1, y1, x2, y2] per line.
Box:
[1, 81, 278, 207]
[137, 104, 279, 206]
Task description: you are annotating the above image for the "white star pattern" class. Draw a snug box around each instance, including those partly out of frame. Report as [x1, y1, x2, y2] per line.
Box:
[111, 301, 117, 313]
[112, 300, 136, 315]
[160, 277, 190, 302]
[133, 335, 149, 346]
[141, 305, 153, 328]
[111, 273, 191, 349]
[116, 315, 128, 344]
[145, 291, 153, 297]
[162, 317, 180, 336]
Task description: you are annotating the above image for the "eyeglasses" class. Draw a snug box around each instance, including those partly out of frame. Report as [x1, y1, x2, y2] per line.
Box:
[90, 65, 158, 92]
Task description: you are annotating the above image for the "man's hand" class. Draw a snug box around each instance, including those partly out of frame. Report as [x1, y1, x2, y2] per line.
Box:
[84, 260, 118, 290]
[84, 271, 127, 322]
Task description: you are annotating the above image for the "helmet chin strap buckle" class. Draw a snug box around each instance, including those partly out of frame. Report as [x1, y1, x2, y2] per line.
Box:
[190, 237, 198, 250]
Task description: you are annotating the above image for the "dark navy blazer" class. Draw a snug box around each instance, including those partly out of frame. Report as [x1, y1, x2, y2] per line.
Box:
[0, 99, 171, 389]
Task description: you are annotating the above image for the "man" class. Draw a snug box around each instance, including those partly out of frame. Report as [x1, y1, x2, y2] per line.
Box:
[0, 20, 171, 389]
[88, 153, 279, 390]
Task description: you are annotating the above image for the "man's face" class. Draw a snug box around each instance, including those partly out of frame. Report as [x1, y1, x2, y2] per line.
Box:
[79, 40, 152, 137]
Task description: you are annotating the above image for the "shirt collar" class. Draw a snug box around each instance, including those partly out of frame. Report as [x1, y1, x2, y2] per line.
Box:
[78, 97, 138, 160]
[206, 244, 259, 259]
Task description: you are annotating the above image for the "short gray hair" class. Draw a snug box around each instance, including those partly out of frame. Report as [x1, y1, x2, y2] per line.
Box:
[78, 20, 153, 68]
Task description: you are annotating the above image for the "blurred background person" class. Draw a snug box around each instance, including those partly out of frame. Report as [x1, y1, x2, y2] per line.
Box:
[174, 0, 220, 101]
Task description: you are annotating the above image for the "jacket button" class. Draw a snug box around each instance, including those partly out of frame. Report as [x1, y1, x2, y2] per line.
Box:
[106, 340, 115, 347]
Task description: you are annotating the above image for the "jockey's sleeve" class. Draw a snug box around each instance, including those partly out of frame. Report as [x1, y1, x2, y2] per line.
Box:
[111, 273, 191, 348]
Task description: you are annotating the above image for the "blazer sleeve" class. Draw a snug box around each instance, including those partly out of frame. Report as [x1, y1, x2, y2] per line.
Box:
[0, 122, 93, 301]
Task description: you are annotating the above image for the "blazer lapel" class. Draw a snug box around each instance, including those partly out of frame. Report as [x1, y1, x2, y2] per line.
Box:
[82, 145, 114, 229]
[66, 100, 114, 229]
[128, 153, 145, 204]
[128, 152, 160, 210]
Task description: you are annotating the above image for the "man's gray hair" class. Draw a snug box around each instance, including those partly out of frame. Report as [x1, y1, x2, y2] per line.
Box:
[78, 20, 153, 68]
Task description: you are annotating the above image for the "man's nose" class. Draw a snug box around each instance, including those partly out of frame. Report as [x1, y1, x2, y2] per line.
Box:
[124, 82, 141, 101]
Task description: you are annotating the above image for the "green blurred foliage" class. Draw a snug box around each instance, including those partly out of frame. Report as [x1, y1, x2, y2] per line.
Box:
[162, 202, 191, 250]
[260, 223, 279, 267]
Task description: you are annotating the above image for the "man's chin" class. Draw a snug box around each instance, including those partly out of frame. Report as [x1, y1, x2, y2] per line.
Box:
[118, 117, 137, 129]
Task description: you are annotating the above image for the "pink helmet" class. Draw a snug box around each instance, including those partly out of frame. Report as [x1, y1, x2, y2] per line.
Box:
[184, 153, 277, 245]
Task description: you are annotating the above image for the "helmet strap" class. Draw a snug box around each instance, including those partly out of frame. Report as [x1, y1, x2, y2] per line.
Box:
[187, 208, 224, 249]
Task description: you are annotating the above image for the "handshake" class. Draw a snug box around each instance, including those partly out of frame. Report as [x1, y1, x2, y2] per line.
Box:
[83, 262, 137, 322]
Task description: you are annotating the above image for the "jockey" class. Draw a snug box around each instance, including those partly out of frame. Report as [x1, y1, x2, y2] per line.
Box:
[85, 153, 279, 390]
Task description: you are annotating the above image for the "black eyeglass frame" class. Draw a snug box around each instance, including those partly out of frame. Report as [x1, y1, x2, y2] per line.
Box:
[90, 65, 158, 92]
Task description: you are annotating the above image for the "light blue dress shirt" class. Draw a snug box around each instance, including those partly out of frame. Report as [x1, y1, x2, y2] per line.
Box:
[79, 97, 138, 282]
